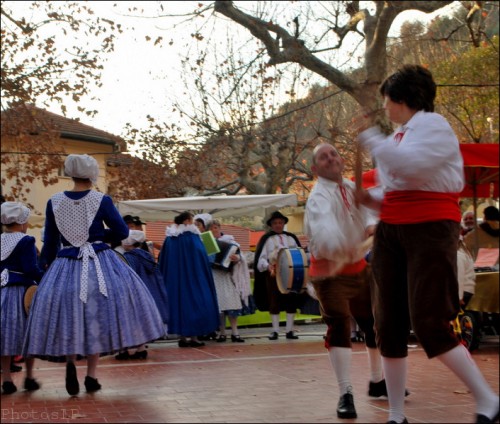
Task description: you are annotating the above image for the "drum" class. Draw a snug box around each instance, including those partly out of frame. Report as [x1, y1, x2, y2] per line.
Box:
[24, 285, 38, 314]
[276, 247, 309, 294]
[213, 240, 239, 272]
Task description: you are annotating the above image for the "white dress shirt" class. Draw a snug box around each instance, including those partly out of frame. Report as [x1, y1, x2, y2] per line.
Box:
[257, 233, 298, 273]
[358, 110, 464, 198]
[304, 177, 377, 275]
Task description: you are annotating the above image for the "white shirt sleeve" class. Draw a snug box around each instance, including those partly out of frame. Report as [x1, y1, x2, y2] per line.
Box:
[304, 179, 370, 265]
[358, 111, 464, 193]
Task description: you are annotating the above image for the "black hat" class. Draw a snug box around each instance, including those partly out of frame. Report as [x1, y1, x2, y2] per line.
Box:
[122, 215, 134, 223]
[132, 216, 146, 225]
[266, 211, 289, 227]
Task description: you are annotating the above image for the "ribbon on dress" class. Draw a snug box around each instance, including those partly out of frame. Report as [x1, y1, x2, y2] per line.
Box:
[77, 242, 107, 303]
[0, 269, 8, 287]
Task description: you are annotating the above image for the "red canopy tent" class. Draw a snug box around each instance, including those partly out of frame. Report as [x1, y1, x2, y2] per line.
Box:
[354, 144, 499, 199]
[460, 144, 499, 198]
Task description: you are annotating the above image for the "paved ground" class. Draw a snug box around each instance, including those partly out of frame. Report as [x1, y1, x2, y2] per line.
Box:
[1, 322, 498, 423]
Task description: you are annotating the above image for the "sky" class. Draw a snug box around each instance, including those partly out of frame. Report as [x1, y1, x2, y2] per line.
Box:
[4, 1, 458, 141]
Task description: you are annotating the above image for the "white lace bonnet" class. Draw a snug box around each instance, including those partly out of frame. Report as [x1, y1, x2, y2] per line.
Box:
[1, 202, 30, 225]
[64, 154, 99, 183]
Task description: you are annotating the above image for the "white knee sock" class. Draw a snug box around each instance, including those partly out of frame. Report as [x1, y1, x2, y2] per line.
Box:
[271, 314, 280, 333]
[286, 313, 295, 333]
[366, 347, 384, 383]
[328, 347, 352, 395]
[382, 356, 407, 423]
[437, 344, 499, 419]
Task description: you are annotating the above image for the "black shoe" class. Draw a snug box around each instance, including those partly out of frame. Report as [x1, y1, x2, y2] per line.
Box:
[24, 377, 40, 391]
[114, 351, 130, 360]
[129, 350, 148, 359]
[65, 362, 80, 396]
[476, 408, 500, 423]
[231, 335, 245, 343]
[337, 392, 357, 419]
[216, 335, 227, 343]
[286, 331, 299, 339]
[2, 381, 17, 395]
[368, 379, 410, 398]
[387, 419, 408, 424]
[84, 376, 101, 393]
[178, 339, 190, 348]
[189, 340, 205, 348]
[10, 363, 22, 373]
[268, 332, 279, 340]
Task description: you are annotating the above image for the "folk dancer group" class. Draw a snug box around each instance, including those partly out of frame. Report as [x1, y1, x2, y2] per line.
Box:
[1, 64, 498, 424]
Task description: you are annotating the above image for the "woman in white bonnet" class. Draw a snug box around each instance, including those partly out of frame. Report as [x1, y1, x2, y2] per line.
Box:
[1, 201, 44, 394]
[23, 154, 166, 396]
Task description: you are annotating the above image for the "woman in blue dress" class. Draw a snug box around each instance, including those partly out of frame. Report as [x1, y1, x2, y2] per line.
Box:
[115, 230, 169, 360]
[1, 202, 44, 394]
[23, 154, 166, 396]
[158, 211, 219, 348]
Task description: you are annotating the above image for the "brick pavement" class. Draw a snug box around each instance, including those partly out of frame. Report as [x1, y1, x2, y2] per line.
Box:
[1, 323, 498, 423]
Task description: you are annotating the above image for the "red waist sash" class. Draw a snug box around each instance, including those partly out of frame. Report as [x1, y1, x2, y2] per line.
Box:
[310, 255, 366, 277]
[381, 191, 461, 224]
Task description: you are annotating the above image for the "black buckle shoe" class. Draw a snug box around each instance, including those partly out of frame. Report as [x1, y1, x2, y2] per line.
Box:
[24, 377, 40, 391]
[387, 419, 408, 424]
[337, 392, 357, 419]
[2, 381, 17, 395]
[115, 351, 130, 360]
[216, 335, 227, 343]
[268, 332, 279, 340]
[476, 408, 500, 423]
[129, 350, 148, 360]
[231, 335, 245, 343]
[368, 379, 410, 398]
[178, 339, 190, 348]
[65, 362, 80, 396]
[84, 376, 102, 393]
[286, 331, 299, 339]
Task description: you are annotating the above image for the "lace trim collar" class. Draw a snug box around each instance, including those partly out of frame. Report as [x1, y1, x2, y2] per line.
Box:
[166, 223, 200, 237]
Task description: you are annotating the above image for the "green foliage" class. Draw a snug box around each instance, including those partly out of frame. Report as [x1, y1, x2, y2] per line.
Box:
[433, 36, 499, 143]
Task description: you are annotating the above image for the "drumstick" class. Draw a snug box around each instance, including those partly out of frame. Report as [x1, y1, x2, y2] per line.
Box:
[354, 144, 365, 209]
[355, 145, 363, 192]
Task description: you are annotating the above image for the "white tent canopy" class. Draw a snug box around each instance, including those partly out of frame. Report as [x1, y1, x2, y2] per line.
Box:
[117, 194, 298, 222]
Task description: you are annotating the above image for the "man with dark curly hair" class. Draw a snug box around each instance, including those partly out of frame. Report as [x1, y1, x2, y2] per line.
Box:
[356, 65, 499, 424]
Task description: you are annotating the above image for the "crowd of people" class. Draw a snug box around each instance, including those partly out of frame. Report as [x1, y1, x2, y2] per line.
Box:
[1, 64, 499, 424]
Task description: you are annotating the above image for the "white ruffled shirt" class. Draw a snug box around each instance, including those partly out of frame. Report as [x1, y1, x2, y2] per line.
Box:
[256, 232, 298, 273]
[304, 177, 377, 274]
[357, 110, 464, 202]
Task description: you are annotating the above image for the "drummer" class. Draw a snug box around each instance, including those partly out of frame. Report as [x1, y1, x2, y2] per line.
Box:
[304, 143, 399, 420]
[253, 211, 305, 340]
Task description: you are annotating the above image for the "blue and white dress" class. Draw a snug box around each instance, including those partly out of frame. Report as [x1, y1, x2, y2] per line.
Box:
[158, 224, 219, 337]
[124, 248, 170, 326]
[1, 233, 44, 356]
[23, 190, 166, 357]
